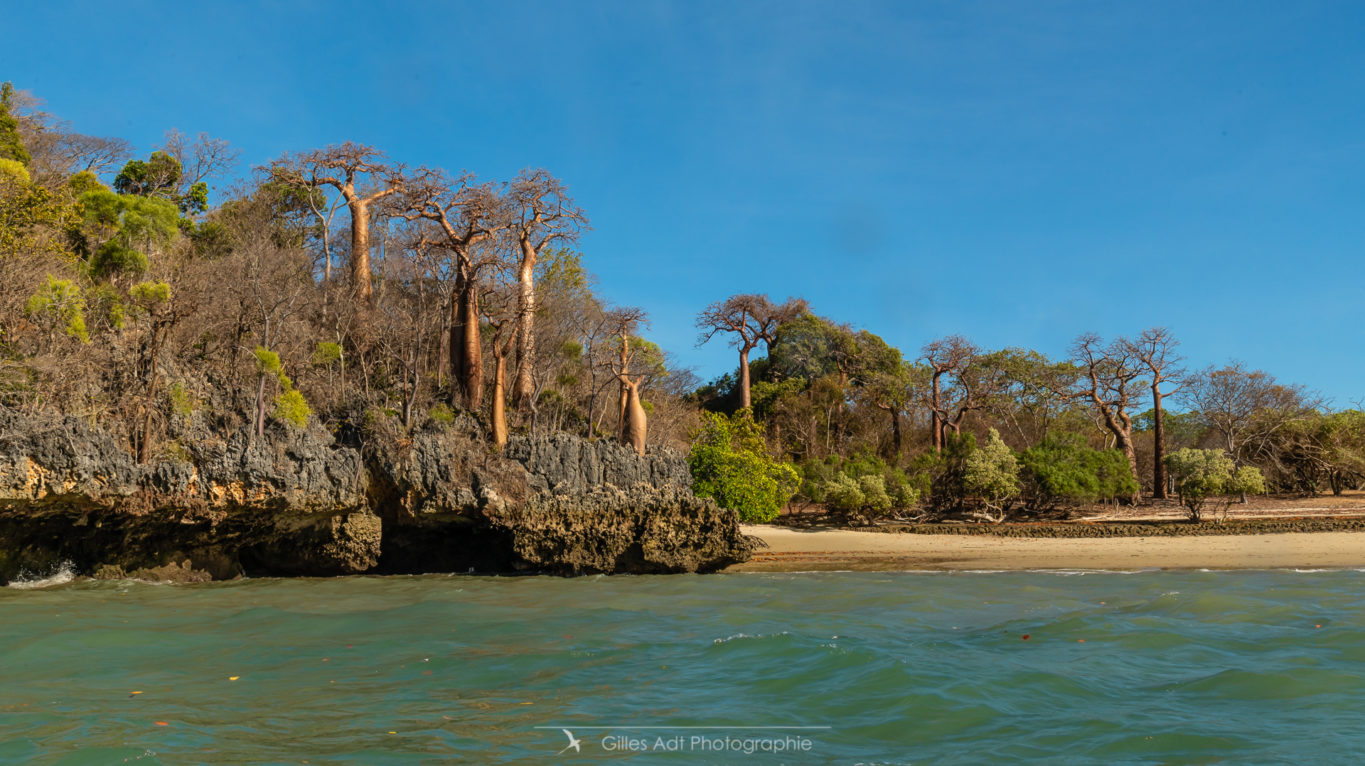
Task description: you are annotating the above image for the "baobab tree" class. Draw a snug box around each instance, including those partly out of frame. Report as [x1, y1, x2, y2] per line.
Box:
[607, 306, 648, 442]
[1070, 333, 1145, 499]
[394, 167, 507, 410]
[920, 335, 985, 451]
[695, 293, 808, 410]
[480, 274, 520, 451]
[269, 143, 403, 304]
[608, 307, 651, 456]
[1124, 327, 1185, 498]
[505, 169, 588, 409]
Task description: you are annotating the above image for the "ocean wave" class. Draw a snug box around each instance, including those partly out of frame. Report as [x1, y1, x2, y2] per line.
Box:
[7, 561, 77, 589]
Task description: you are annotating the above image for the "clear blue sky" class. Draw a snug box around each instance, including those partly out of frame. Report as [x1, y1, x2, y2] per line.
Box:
[8, 1, 1364, 403]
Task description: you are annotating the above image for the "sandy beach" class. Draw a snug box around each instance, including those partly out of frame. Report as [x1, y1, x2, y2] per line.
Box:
[728, 525, 1365, 571]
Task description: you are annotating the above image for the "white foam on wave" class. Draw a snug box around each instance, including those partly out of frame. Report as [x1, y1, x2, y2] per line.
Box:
[7, 561, 77, 590]
[713, 630, 790, 644]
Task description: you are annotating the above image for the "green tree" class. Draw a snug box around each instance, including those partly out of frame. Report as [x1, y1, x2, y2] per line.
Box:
[25, 276, 89, 345]
[77, 189, 180, 281]
[1164, 448, 1266, 522]
[963, 428, 1021, 521]
[687, 410, 800, 523]
[0, 83, 30, 165]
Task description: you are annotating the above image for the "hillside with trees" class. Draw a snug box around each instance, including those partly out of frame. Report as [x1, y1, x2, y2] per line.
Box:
[3, 82, 1363, 528]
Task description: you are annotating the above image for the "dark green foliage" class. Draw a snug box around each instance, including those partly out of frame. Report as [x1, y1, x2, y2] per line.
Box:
[1017, 435, 1140, 509]
[911, 432, 977, 515]
[114, 151, 208, 214]
[114, 151, 182, 198]
[688, 410, 800, 523]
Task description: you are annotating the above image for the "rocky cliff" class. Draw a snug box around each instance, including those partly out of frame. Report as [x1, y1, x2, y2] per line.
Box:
[0, 410, 752, 583]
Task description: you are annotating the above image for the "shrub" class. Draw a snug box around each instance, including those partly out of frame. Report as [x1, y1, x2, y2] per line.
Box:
[428, 402, 456, 426]
[1164, 448, 1267, 522]
[273, 388, 311, 429]
[1018, 434, 1140, 509]
[25, 276, 89, 344]
[800, 450, 921, 517]
[963, 428, 1020, 520]
[688, 410, 800, 523]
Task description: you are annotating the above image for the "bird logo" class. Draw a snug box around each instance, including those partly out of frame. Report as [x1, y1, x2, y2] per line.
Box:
[557, 729, 583, 755]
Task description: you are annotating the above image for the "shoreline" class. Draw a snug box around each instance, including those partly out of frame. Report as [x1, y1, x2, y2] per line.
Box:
[728, 525, 1365, 572]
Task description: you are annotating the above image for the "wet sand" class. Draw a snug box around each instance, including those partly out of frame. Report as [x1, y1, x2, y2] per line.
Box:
[727, 526, 1365, 572]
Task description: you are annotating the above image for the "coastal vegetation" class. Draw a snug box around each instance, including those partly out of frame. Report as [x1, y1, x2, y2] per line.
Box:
[2, 82, 1363, 527]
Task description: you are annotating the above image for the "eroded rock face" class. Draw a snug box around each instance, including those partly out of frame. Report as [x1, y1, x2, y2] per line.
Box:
[0, 410, 750, 582]
[485, 484, 755, 574]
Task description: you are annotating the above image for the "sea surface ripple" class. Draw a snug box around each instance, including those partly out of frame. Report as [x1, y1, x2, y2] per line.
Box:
[3, 569, 1365, 764]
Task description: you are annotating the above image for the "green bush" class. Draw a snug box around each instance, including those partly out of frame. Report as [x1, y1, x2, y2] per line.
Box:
[273, 388, 311, 429]
[1164, 448, 1266, 521]
[688, 410, 800, 523]
[800, 450, 921, 516]
[963, 428, 1020, 518]
[1018, 434, 1139, 509]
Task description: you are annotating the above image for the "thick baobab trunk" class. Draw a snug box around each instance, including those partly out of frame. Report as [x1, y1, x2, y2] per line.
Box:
[348, 198, 373, 304]
[737, 347, 752, 410]
[450, 272, 483, 410]
[512, 241, 536, 408]
[491, 353, 508, 450]
[622, 379, 647, 456]
[1116, 433, 1139, 503]
[1151, 387, 1168, 499]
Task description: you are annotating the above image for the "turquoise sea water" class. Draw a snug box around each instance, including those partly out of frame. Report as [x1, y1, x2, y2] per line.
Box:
[3, 569, 1365, 764]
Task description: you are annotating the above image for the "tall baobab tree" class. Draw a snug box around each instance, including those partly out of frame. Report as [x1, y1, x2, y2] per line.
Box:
[269, 143, 403, 304]
[1124, 327, 1185, 498]
[695, 293, 808, 410]
[1071, 333, 1145, 500]
[505, 169, 588, 409]
[395, 167, 507, 410]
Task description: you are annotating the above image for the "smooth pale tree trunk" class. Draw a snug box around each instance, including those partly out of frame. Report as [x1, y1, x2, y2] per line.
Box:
[491, 354, 508, 450]
[348, 199, 373, 304]
[622, 379, 647, 456]
[737, 347, 752, 410]
[512, 239, 537, 408]
[450, 272, 483, 410]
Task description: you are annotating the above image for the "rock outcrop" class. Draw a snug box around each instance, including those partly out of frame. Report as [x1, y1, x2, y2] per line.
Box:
[0, 409, 751, 583]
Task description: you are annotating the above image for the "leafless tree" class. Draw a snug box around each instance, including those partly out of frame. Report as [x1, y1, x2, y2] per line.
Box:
[1123, 327, 1186, 498]
[1070, 333, 1146, 498]
[394, 167, 509, 411]
[504, 169, 588, 409]
[162, 129, 239, 188]
[695, 293, 808, 410]
[269, 143, 403, 304]
[920, 335, 986, 451]
[606, 307, 651, 455]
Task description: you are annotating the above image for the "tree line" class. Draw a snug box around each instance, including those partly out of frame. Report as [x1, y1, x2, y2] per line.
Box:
[2, 83, 1360, 524]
